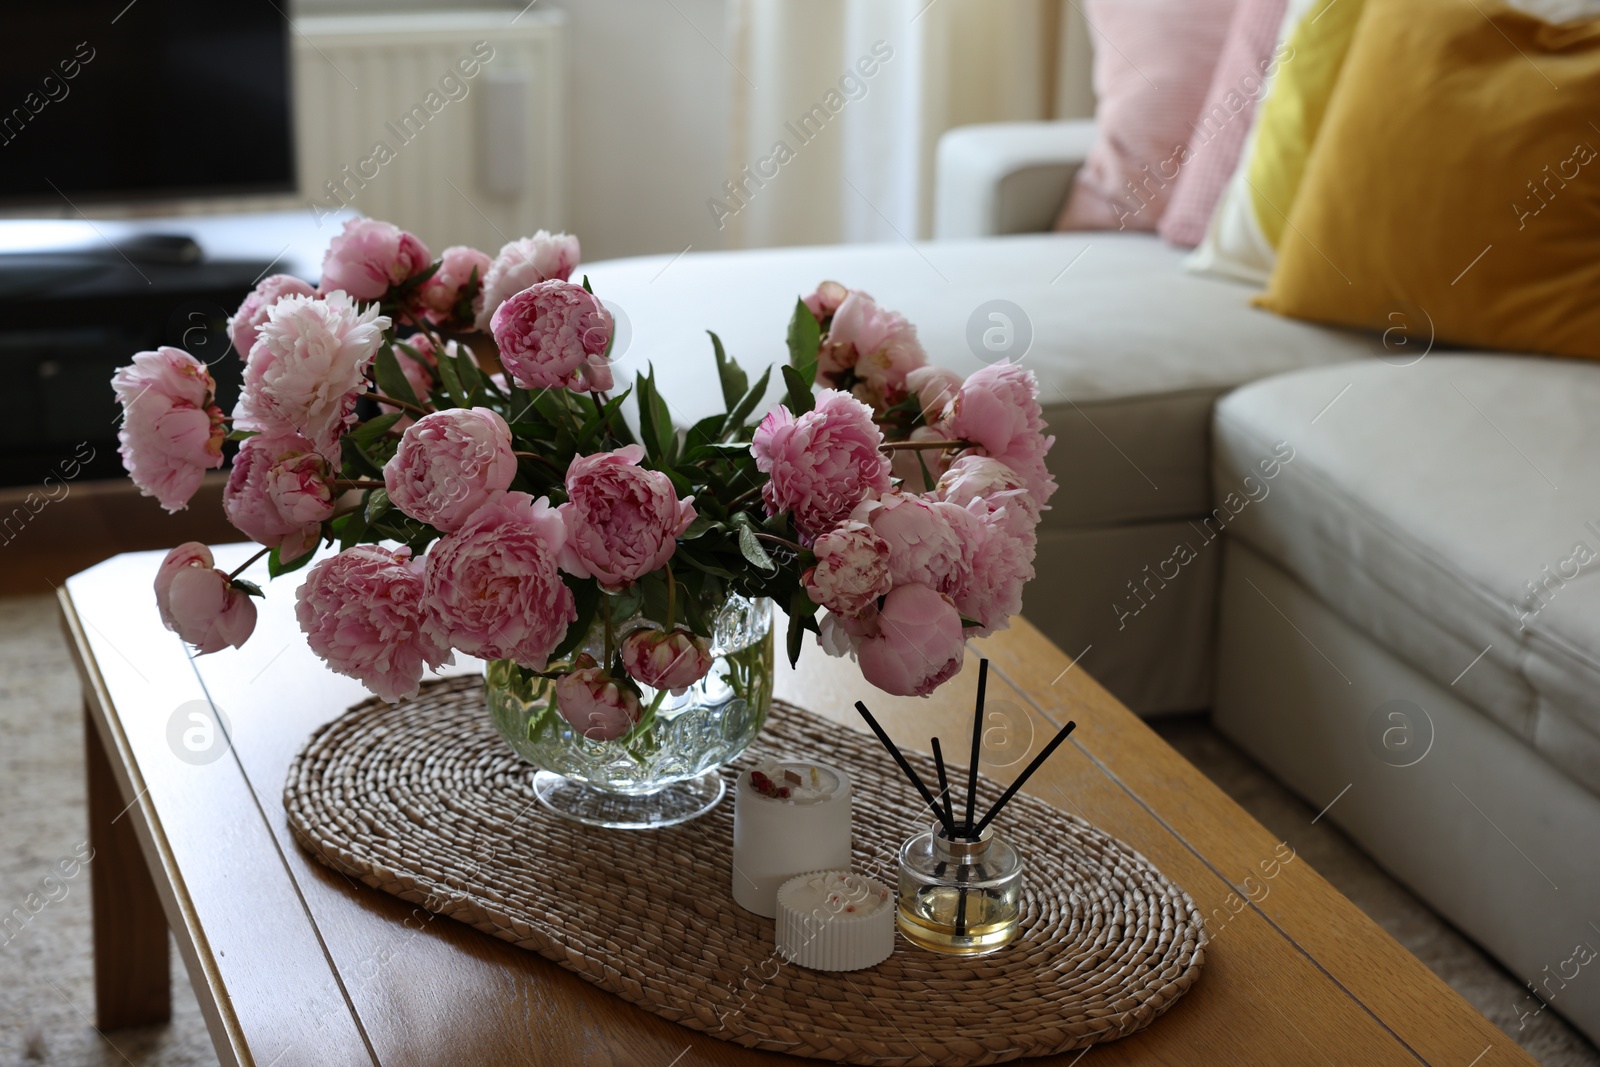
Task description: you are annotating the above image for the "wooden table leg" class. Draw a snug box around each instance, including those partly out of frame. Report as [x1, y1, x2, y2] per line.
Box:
[85, 701, 171, 1029]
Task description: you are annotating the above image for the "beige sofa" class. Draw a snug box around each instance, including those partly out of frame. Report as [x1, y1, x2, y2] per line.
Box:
[584, 117, 1600, 1043]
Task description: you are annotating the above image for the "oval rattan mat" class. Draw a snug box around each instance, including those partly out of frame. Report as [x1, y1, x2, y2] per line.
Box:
[284, 675, 1205, 1065]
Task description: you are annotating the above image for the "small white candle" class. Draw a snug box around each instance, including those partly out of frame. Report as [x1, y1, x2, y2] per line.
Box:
[731, 760, 853, 917]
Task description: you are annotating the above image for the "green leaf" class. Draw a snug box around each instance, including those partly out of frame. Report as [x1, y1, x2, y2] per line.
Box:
[635, 367, 677, 465]
[737, 524, 775, 572]
[679, 516, 722, 540]
[454, 347, 484, 398]
[364, 488, 392, 523]
[373, 344, 421, 410]
[786, 596, 809, 669]
[786, 297, 821, 386]
[267, 544, 316, 579]
[675, 551, 741, 580]
[226, 429, 261, 442]
[340, 436, 384, 480]
[781, 365, 816, 416]
[349, 411, 404, 444]
[607, 585, 644, 625]
[722, 364, 773, 439]
[685, 414, 725, 455]
[549, 578, 601, 663]
[396, 260, 442, 291]
[639, 570, 672, 627]
[435, 348, 467, 408]
[230, 578, 264, 598]
[708, 331, 747, 412]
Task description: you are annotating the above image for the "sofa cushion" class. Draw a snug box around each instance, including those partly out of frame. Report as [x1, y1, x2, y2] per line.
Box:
[1213, 356, 1600, 795]
[1256, 0, 1600, 360]
[583, 233, 1370, 527]
[1054, 0, 1238, 232]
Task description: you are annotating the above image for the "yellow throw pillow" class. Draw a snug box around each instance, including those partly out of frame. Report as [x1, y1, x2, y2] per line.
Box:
[1257, 0, 1600, 359]
[1187, 0, 1366, 283]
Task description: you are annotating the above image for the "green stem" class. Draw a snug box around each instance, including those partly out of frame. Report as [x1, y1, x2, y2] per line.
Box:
[620, 687, 669, 749]
[602, 595, 614, 671]
[225, 545, 272, 581]
[881, 438, 970, 452]
[753, 531, 804, 555]
[665, 561, 677, 631]
[514, 450, 566, 477]
[368, 392, 432, 418]
[727, 482, 765, 513]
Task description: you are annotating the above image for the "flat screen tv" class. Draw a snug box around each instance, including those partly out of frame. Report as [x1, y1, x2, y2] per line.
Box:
[0, 0, 295, 207]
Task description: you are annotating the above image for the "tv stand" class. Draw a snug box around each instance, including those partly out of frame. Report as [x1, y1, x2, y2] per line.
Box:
[0, 209, 334, 488]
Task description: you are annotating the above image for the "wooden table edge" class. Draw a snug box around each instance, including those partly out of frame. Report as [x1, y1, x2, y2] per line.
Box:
[59, 586, 254, 1067]
[975, 621, 1541, 1067]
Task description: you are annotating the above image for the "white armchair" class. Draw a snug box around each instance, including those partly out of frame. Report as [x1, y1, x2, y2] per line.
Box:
[933, 119, 1096, 239]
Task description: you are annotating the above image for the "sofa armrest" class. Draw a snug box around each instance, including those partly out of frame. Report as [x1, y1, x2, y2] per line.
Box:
[934, 120, 1097, 240]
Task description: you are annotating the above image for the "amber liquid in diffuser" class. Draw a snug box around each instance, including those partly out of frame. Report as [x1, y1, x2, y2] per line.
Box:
[896, 823, 1025, 956]
[897, 886, 1020, 954]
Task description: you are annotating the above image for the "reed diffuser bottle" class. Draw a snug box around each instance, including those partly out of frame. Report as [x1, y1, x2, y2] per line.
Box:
[853, 658, 1078, 958]
[897, 823, 1023, 954]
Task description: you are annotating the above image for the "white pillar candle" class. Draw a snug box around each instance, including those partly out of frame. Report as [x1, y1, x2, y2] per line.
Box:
[731, 760, 853, 917]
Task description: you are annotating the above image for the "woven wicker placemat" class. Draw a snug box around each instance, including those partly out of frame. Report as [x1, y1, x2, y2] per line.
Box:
[284, 676, 1206, 1065]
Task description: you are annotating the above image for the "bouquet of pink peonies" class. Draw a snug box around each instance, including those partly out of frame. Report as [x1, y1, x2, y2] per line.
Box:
[113, 218, 1056, 715]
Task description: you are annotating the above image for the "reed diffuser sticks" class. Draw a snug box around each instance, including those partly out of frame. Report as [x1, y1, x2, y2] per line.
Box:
[853, 658, 1077, 842]
[856, 658, 1077, 955]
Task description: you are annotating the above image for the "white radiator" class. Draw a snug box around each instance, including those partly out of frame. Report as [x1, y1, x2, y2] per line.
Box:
[293, 10, 567, 254]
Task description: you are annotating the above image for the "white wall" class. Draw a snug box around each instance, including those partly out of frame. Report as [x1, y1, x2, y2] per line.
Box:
[539, 0, 733, 262]
[293, 0, 736, 263]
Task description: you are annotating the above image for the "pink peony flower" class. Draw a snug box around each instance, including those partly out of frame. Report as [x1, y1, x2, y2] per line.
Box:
[112, 347, 226, 513]
[475, 231, 582, 330]
[906, 365, 964, 424]
[817, 610, 868, 659]
[855, 584, 965, 697]
[223, 431, 333, 563]
[578, 348, 615, 393]
[850, 492, 966, 595]
[416, 244, 491, 325]
[227, 274, 317, 359]
[934, 454, 1040, 536]
[490, 279, 613, 392]
[153, 543, 258, 654]
[554, 658, 642, 742]
[818, 290, 927, 409]
[752, 390, 892, 540]
[233, 292, 390, 462]
[557, 444, 696, 589]
[295, 545, 453, 702]
[947, 502, 1036, 638]
[803, 280, 849, 326]
[802, 521, 891, 618]
[423, 491, 576, 668]
[384, 407, 517, 532]
[319, 218, 431, 300]
[621, 627, 713, 694]
[946, 362, 1057, 508]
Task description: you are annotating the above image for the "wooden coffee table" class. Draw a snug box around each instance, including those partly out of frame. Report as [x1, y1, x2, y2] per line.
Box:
[62, 546, 1532, 1067]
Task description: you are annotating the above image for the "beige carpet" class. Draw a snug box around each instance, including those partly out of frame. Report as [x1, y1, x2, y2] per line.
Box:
[0, 590, 1594, 1065]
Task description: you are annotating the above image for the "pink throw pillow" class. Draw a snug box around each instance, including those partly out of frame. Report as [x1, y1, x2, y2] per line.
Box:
[1158, 0, 1289, 247]
[1055, 0, 1238, 232]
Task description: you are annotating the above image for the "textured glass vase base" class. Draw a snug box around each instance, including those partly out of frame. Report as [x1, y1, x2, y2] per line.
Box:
[532, 768, 727, 829]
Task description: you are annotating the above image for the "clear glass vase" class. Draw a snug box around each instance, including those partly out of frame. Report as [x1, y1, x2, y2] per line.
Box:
[485, 595, 775, 829]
